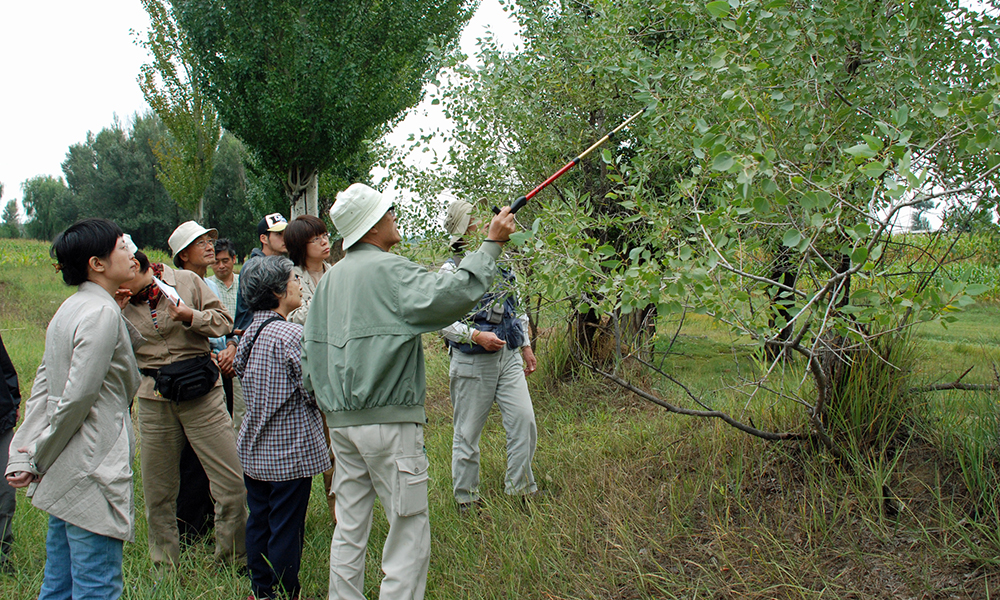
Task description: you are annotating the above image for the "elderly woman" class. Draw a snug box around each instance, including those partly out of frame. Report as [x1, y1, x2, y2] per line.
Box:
[6, 218, 140, 600]
[235, 255, 331, 600]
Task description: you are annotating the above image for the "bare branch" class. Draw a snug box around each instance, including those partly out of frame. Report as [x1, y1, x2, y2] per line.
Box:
[569, 339, 806, 442]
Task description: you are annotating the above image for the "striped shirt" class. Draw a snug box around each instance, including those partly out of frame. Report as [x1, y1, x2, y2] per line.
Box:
[234, 310, 331, 481]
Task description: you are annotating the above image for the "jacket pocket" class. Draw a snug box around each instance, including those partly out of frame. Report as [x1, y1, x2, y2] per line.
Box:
[394, 455, 430, 517]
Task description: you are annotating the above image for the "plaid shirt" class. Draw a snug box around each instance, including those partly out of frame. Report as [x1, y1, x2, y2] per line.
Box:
[234, 310, 331, 481]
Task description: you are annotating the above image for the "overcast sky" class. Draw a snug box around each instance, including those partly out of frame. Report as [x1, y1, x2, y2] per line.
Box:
[0, 0, 517, 210]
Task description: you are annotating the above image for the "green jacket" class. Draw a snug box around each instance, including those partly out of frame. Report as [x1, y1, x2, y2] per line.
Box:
[301, 241, 502, 427]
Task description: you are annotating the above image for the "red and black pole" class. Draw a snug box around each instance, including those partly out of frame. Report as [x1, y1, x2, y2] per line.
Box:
[493, 107, 646, 215]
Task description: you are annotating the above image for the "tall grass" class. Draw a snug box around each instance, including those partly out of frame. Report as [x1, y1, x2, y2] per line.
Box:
[2, 238, 1000, 597]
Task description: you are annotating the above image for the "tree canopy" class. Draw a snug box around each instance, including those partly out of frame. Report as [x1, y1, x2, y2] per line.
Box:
[400, 0, 1000, 455]
[173, 0, 475, 211]
[138, 0, 221, 221]
[21, 175, 77, 242]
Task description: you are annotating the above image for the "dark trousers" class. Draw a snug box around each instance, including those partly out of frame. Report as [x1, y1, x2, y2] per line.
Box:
[245, 475, 312, 599]
[0, 427, 15, 570]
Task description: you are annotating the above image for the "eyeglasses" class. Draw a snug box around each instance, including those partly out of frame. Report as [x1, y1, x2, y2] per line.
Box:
[309, 233, 331, 245]
[388, 205, 396, 216]
[192, 238, 213, 249]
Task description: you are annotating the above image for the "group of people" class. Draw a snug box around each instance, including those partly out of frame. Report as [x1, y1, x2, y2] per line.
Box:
[2, 183, 542, 600]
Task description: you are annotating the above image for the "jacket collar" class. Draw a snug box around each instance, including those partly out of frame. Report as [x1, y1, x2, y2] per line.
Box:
[350, 242, 385, 253]
[158, 263, 178, 286]
[78, 280, 115, 301]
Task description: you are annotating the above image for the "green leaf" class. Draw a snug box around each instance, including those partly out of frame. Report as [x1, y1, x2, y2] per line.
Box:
[845, 143, 877, 159]
[706, 1, 731, 17]
[966, 284, 990, 296]
[860, 162, 886, 178]
[861, 134, 884, 152]
[851, 247, 868, 264]
[782, 229, 801, 247]
[712, 153, 735, 171]
[931, 103, 950, 117]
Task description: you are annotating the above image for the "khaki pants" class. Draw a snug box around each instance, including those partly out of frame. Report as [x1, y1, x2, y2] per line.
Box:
[232, 376, 246, 433]
[137, 388, 247, 566]
[449, 346, 538, 504]
[328, 423, 429, 600]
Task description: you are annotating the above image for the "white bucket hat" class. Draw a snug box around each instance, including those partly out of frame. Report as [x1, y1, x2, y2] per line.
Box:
[168, 221, 218, 257]
[330, 183, 394, 249]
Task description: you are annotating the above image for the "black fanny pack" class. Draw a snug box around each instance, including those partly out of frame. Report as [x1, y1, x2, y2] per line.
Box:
[144, 355, 219, 402]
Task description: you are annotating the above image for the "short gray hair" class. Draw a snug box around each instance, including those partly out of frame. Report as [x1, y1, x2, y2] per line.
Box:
[240, 255, 294, 312]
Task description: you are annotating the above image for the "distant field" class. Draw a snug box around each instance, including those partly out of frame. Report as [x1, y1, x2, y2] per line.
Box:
[1, 236, 998, 599]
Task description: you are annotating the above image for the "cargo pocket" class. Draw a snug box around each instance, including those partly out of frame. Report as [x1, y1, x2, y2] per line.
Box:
[394, 455, 430, 517]
[450, 352, 477, 379]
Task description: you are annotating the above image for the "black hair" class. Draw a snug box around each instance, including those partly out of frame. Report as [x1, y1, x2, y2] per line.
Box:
[283, 215, 328, 267]
[134, 250, 151, 273]
[50, 218, 123, 286]
[214, 238, 239, 261]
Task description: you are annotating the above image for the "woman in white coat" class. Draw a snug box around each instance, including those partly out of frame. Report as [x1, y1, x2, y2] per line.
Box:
[5, 218, 141, 600]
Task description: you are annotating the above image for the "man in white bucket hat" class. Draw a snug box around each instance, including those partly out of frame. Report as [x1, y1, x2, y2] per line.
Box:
[302, 183, 516, 600]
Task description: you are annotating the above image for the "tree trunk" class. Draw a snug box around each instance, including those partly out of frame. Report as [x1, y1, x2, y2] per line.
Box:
[287, 166, 317, 217]
[764, 248, 796, 361]
[568, 301, 656, 371]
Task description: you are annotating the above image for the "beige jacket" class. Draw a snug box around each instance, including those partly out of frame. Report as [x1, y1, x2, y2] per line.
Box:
[6, 282, 142, 541]
[122, 264, 233, 401]
[287, 262, 330, 325]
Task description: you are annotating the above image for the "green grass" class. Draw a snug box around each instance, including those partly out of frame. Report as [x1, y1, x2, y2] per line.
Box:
[2, 237, 1000, 598]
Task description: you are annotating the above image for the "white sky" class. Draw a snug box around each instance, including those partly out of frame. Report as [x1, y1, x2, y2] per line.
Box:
[0, 0, 518, 211]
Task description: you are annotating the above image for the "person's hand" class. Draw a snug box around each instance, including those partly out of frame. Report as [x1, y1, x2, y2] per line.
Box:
[6, 471, 37, 488]
[473, 330, 506, 352]
[486, 206, 517, 243]
[217, 344, 237, 377]
[6, 447, 38, 488]
[114, 288, 132, 309]
[167, 302, 194, 323]
[521, 345, 537, 375]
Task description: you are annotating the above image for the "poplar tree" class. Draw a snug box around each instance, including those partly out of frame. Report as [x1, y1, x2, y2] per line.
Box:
[174, 0, 473, 216]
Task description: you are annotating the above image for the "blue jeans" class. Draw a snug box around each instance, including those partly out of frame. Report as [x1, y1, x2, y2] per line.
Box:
[38, 516, 123, 600]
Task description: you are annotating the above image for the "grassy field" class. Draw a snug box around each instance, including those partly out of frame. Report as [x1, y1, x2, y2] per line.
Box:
[1, 237, 999, 599]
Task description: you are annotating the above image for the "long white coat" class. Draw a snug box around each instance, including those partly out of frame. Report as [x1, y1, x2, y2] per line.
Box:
[6, 281, 142, 541]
